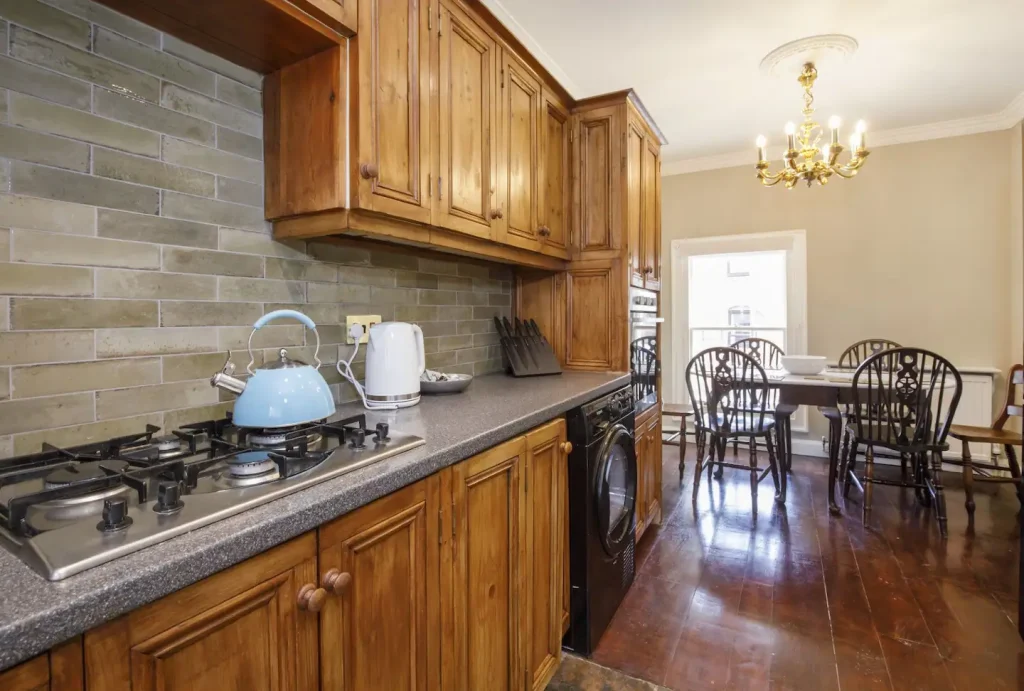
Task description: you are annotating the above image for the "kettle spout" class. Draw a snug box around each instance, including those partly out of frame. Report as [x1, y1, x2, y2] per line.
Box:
[210, 353, 246, 395]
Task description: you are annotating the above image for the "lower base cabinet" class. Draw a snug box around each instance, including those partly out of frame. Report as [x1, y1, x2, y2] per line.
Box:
[64, 418, 568, 691]
[635, 404, 662, 542]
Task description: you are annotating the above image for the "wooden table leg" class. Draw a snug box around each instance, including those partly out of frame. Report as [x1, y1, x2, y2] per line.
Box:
[827, 413, 842, 516]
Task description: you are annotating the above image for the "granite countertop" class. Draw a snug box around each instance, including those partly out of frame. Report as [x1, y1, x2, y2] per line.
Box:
[0, 371, 630, 670]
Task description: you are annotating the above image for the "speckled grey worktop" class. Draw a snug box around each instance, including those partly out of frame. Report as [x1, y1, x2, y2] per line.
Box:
[0, 371, 630, 670]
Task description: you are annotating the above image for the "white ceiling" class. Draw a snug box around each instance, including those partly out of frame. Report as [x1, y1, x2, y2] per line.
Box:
[482, 0, 1024, 168]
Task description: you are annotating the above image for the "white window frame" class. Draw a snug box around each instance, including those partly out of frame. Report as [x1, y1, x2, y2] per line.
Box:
[670, 229, 809, 432]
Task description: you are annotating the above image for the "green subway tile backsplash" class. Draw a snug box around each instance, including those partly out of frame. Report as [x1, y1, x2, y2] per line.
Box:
[0, 0, 509, 458]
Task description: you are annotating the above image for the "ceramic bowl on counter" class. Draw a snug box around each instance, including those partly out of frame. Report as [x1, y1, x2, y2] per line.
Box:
[420, 373, 473, 394]
[780, 355, 828, 376]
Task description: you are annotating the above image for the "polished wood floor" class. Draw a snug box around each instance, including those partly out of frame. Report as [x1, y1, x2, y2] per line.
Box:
[592, 443, 1024, 690]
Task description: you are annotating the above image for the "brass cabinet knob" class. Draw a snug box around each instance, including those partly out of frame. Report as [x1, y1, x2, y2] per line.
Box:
[323, 569, 352, 595]
[560, 441, 573, 454]
[537, 226, 551, 237]
[490, 208, 503, 220]
[360, 163, 380, 179]
[297, 584, 328, 612]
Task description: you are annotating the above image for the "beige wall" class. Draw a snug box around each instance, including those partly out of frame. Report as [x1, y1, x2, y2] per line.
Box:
[662, 129, 1017, 441]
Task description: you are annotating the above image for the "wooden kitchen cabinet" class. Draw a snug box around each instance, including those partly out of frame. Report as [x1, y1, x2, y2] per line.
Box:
[635, 403, 662, 542]
[524, 419, 567, 691]
[497, 50, 543, 252]
[83, 534, 320, 690]
[575, 105, 621, 258]
[642, 135, 662, 291]
[564, 261, 628, 371]
[539, 90, 572, 259]
[318, 475, 441, 691]
[351, 0, 433, 225]
[436, 0, 501, 240]
[444, 435, 526, 691]
[0, 654, 48, 691]
[626, 117, 646, 288]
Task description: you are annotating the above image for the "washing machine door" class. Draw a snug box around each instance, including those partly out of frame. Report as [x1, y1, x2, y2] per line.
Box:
[593, 423, 637, 556]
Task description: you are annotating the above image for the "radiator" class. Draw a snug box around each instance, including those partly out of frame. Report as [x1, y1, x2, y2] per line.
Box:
[941, 372, 997, 461]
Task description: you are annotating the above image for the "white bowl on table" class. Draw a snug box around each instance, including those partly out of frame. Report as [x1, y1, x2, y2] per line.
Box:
[780, 355, 827, 376]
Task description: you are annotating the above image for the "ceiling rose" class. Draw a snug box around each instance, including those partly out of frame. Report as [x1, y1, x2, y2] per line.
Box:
[759, 34, 859, 78]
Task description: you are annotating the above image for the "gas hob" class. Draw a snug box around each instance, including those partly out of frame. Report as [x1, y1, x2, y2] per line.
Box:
[0, 413, 424, 580]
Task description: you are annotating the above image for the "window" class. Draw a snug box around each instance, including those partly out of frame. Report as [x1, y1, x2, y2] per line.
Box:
[688, 250, 788, 356]
[669, 230, 808, 430]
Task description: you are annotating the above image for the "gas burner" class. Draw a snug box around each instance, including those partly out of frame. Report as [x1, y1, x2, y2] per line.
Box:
[44, 460, 129, 489]
[154, 435, 183, 457]
[212, 451, 282, 489]
[246, 427, 323, 449]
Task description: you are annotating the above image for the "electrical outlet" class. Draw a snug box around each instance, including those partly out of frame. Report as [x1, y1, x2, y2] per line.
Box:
[346, 315, 382, 344]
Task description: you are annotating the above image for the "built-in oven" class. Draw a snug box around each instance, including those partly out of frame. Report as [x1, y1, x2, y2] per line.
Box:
[564, 386, 637, 655]
[630, 287, 661, 404]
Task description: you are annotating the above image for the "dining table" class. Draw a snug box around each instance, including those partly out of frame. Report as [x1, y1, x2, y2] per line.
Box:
[764, 368, 862, 515]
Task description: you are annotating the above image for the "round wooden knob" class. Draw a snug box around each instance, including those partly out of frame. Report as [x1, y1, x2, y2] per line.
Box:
[297, 584, 327, 612]
[323, 569, 352, 595]
[560, 441, 573, 454]
[360, 163, 380, 179]
[538, 226, 550, 237]
[490, 208, 502, 220]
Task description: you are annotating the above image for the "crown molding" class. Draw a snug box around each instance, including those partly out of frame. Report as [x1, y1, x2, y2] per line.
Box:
[662, 90, 1024, 177]
[476, 0, 582, 98]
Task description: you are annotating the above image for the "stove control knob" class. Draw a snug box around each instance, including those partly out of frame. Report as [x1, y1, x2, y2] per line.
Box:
[154, 481, 184, 515]
[97, 498, 132, 533]
[374, 422, 390, 444]
[350, 427, 366, 449]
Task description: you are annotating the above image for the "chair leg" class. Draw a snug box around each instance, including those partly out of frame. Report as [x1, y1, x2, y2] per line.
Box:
[900, 452, 908, 483]
[766, 432, 784, 504]
[679, 425, 688, 475]
[692, 433, 710, 502]
[930, 450, 948, 538]
[716, 438, 727, 480]
[961, 439, 975, 515]
[916, 453, 932, 508]
[749, 440, 758, 517]
[1005, 444, 1023, 504]
[843, 442, 858, 499]
[863, 445, 875, 522]
[733, 439, 739, 457]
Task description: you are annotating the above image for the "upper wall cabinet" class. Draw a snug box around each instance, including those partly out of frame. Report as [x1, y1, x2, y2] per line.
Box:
[643, 135, 662, 291]
[436, 0, 501, 240]
[576, 105, 621, 259]
[539, 90, 572, 258]
[626, 106, 663, 291]
[626, 117, 645, 288]
[352, 0, 433, 225]
[497, 51, 543, 252]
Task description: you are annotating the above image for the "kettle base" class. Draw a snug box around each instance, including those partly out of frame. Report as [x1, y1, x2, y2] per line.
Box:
[365, 392, 420, 409]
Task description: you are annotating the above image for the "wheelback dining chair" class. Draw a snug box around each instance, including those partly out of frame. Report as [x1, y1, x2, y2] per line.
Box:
[947, 364, 1023, 516]
[630, 338, 658, 402]
[840, 348, 962, 537]
[730, 337, 798, 472]
[825, 339, 903, 477]
[686, 347, 784, 515]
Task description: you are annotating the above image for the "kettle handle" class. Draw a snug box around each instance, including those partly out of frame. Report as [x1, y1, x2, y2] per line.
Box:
[412, 324, 425, 377]
[246, 310, 322, 374]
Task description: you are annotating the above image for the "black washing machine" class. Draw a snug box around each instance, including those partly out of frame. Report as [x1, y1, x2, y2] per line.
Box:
[563, 385, 637, 655]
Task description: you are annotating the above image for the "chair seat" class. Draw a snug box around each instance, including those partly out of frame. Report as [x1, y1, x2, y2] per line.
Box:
[709, 416, 776, 437]
[847, 425, 946, 454]
[948, 424, 1022, 445]
[662, 403, 693, 418]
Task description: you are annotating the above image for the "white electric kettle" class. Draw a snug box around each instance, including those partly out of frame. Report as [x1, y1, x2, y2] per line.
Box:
[363, 322, 425, 408]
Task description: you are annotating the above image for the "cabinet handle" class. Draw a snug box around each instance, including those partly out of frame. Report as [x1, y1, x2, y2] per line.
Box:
[490, 208, 503, 220]
[360, 163, 380, 179]
[323, 569, 352, 595]
[537, 226, 551, 237]
[297, 584, 328, 613]
[560, 441, 573, 455]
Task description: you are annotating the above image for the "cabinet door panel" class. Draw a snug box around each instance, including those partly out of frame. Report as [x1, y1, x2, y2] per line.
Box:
[84, 535, 319, 691]
[565, 266, 614, 370]
[354, 0, 431, 223]
[626, 120, 645, 288]
[642, 138, 661, 291]
[576, 106, 620, 255]
[449, 436, 526, 691]
[0, 654, 48, 691]
[319, 478, 440, 691]
[438, 4, 498, 239]
[500, 53, 541, 249]
[540, 90, 570, 255]
[634, 420, 647, 541]
[525, 420, 565, 690]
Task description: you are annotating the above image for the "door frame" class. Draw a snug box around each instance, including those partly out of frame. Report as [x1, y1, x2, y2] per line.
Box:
[669, 229, 809, 431]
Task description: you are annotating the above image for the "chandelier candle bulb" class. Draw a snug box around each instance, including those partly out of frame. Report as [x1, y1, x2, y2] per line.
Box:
[829, 116, 840, 145]
[756, 135, 767, 162]
[856, 120, 867, 149]
[785, 122, 796, 150]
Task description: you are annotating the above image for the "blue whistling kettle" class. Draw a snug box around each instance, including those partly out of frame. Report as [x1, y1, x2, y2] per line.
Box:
[210, 310, 336, 428]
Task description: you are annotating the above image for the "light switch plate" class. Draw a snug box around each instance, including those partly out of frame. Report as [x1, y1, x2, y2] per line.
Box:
[346, 315, 382, 344]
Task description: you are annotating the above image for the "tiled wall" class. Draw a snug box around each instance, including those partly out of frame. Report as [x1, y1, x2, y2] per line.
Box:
[0, 0, 510, 459]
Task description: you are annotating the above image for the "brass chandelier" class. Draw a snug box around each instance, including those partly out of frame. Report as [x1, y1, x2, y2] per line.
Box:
[756, 62, 869, 188]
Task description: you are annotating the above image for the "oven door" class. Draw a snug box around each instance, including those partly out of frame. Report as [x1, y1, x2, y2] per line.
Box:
[592, 423, 637, 557]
